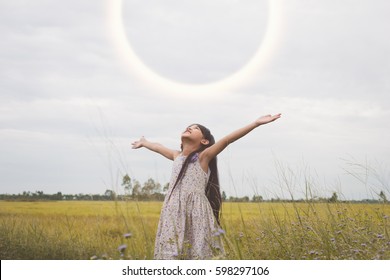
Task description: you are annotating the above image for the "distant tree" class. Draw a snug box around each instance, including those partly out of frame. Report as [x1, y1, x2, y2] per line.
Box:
[54, 192, 63, 200]
[122, 174, 132, 195]
[252, 195, 263, 202]
[379, 191, 388, 203]
[162, 183, 169, 193]
[104, 189, 116, 200]
[34, 190, 44, 197]
[142, 178, 161, 196]
[222, 191, 227, 201]
[329, 192, 338, 203]
[132, 180, 142, 197]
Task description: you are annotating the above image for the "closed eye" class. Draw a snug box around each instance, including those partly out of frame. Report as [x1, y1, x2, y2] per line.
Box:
[191, 125, 200, 130]
[186, 125, 199, 130]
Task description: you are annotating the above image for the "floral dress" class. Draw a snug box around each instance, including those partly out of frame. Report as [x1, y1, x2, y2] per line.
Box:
[154, 154, 224, 259]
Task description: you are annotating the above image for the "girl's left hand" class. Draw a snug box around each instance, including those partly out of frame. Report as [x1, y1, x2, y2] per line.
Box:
[255, 114, 282, 126]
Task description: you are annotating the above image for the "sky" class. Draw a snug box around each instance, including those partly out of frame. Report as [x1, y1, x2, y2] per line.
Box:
[1, 0, 389, 200]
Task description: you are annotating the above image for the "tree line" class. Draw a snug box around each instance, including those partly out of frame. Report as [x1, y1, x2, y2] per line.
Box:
[0, 174, 388, 203]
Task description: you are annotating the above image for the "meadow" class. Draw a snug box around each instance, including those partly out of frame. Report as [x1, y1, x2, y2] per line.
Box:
[0, 200, 389, 260]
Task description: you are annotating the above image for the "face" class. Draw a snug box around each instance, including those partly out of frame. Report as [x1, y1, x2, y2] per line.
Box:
[181, 124, 209, 146]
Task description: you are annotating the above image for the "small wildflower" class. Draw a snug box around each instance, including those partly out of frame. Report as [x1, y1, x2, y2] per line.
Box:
[330, 238, 336, 242]
[118, 244, 127, 253]
[361, 243, 367, 247]
[123, 233, 132, 239]
[213, 228, 225, 237]
[377, 233, 384, 239]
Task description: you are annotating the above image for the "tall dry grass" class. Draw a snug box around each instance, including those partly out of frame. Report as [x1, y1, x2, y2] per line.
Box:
[0, 200, 389, 260]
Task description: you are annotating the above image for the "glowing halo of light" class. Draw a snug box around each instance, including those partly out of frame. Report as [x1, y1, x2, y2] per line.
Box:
[106, 0, 283, 96]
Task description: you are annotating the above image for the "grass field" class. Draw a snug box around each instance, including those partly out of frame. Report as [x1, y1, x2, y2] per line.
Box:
[0, 200, 389, 260]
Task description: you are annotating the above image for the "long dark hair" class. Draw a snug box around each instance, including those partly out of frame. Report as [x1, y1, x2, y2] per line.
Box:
[172, 124, 222, 225]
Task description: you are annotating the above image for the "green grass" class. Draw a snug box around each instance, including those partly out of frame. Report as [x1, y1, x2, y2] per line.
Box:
[0, 200, 389, 260]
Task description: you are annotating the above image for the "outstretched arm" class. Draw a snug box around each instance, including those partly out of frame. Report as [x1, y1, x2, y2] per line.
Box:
[131, 136, 180, 161]
[200, 114, 281, 164]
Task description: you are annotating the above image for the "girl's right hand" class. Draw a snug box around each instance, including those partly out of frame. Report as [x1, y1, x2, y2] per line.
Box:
[131, 136, 146, 149]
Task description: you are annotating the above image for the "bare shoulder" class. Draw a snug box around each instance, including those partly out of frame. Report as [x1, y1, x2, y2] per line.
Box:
[172, 150, 182, 160]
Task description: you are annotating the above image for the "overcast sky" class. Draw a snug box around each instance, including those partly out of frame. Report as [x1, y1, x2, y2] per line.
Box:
[1, 0, 389, 200]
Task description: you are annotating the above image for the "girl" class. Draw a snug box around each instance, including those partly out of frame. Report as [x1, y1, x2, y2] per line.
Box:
[131, 114, 281, 259]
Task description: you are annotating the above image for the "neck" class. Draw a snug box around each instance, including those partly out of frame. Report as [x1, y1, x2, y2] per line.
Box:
[181, 142, 200, 156]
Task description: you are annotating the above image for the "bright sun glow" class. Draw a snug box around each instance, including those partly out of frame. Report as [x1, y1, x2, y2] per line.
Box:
[106, 0, 284, 97]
